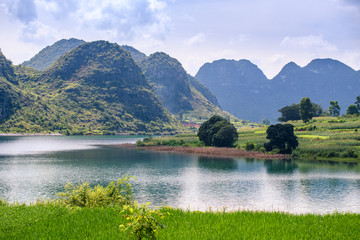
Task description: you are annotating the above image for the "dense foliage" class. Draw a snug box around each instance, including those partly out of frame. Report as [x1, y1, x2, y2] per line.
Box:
[278, 101, 323, 122]
[0, 41, 185, 135]
[347, 104, 359, 115]
[198, 115, 238, 147]
[329, 100, 341, 117]
[264, 124, 298, 154]
[140, 52, 235, 122]
[299, 97, 313, 123]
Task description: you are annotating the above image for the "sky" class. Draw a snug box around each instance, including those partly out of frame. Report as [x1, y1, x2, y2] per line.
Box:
[0, 0, 359, 78]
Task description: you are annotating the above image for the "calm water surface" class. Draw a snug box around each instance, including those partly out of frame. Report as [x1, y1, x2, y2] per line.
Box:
[0, 136, 359, 214]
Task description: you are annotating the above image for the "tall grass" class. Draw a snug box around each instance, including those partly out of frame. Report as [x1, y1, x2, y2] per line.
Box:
[1, 205, 359, 239]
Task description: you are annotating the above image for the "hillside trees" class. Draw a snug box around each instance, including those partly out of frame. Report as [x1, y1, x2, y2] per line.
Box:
[346, 104, 359, 115]
[299, 97, 313, 123]
[198, 115, 238, 147]
[264, 124, 298, 154]
[329, 101, 341, 117]
[355, 96, 360, 111]
[278, 99, 323, 122]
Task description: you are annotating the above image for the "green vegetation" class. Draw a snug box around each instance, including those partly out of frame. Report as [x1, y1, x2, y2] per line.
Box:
[278, 99, 323, 122]
[22, 38, 86, 71]
[299, 97, 313, 123]
[1, 178, 359, 239]
[198, 115, 238, 147]
[329, 100, 341, 117]
[264, 124, 298, 154]
[140, 52, 236, 123]
[137, 115, 360, 162]
[1, 204, 358, 239]
[0, 41, 187, 135]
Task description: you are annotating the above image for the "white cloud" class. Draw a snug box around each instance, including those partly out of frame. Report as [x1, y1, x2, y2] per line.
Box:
[19, 20, 60, 43]
[281, 35, 337, 52]
[185, 33, 206, 46]
[5, 0, 37, 23]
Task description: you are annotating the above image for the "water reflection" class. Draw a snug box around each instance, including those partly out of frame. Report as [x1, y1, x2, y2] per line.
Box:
[197, 156, 238, 171]
[0, 136, 360, 213]
[264, 159, 298, 174]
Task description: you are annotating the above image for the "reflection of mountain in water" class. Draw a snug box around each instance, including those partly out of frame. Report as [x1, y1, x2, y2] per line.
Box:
[197, 156, 238, 171]
[264, 160, 298, 174]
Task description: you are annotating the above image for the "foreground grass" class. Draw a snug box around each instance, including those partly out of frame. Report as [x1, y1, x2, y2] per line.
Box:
[1, 204, 359, 239]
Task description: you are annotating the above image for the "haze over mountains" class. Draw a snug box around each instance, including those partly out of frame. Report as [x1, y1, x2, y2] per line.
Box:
[1, 37, 359, 135]
[196, 58, 360, 122]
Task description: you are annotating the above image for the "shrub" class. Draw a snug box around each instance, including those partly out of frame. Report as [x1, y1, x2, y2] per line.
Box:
[342, 149, 358, 158]
[136, 140, 145, 147]
[57, 177, 135, 208]
[245, 142, 256, 151]
[120, 203, 167, 240]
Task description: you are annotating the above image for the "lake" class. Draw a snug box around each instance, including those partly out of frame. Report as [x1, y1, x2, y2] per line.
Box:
[0, 135, 359, 214]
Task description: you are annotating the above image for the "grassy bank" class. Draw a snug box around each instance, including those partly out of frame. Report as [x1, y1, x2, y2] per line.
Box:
[137, 116, 360, 162]
[1, 204, 359, 239]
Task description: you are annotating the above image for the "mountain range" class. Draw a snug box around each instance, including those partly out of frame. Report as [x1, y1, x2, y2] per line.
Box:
[1, 37, 359, 135]
[0, 39, 234, 134]
[196, 58, 360, 122]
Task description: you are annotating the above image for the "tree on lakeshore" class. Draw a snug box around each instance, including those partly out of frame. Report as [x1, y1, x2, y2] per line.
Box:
[198, 115, 238, 147]
[346, 104, 359, 115]
[329, 100, 341, 117]
[264, 124, 298, 154]
[299, 97, 313, 123]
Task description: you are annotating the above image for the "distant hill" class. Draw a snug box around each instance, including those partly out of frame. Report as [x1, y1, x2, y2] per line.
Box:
[140, 52, 235, 121]
[122, 45, 147, 62]
[196, 58, 360, 122]
[195, 59, 272, 122]
[0, 50, 21, 122]
[1, 41, 185, 134]
[22, 38, 86, 70]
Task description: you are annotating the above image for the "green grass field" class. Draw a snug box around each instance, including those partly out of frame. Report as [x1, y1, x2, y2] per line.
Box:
[1, 204, 359, 240]
[137, 115, 360, 162]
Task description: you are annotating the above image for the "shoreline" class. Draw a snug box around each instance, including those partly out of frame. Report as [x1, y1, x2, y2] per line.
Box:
[0, 133, 63, 136]
[118, 144, 291, 160]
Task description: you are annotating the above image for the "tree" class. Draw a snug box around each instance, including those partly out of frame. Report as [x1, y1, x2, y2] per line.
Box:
[329, 100, 340, 117]
[355, 96, 360, 110]
[198, 115, 238, 147]
[299, 97, 313, 123]
[264, 124, 298, 154]
[278, 101, 323, 122]
[346, 104, 359, 115]
[278, 104, 300, 122]
[312, 103, 324, 117]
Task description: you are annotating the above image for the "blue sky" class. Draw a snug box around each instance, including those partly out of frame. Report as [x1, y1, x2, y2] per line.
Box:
[1, 0, 359, 78]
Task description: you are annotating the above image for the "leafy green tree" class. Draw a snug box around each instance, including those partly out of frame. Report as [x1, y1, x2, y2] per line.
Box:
[329, 100, 341, 117]
[278, 104, 300, 122]
[264, 124, 298, 154]
[212, 124, 239, 147]
[299, 97, 313, 123]
[198, 115, 238, 147]
[346, 104, 359, 115]
[278, 101, 323, 122]
[312, 103, 324, 117]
